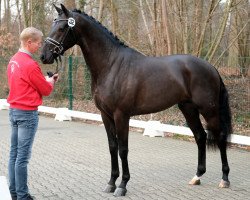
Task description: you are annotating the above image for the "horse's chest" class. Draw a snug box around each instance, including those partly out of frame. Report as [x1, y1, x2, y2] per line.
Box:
[93, 87, 115, 113]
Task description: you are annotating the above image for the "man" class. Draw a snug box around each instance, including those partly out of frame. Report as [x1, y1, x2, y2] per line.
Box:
[7, 27, 58, 200]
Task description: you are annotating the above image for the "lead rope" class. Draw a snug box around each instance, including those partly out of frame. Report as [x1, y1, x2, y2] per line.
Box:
[47, 55, 63, 77]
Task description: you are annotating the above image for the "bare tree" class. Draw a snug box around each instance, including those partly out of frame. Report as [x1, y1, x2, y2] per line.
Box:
[77, 0, 87, 11]
[0, 0, 2, 27]
[22, 0, 29, 27]
[15, 0, 22, 34]
[127, 0, 139, 46]
[2, 0, 11, 31]
[97, 0, 104, 22]
[192, 0, 204, 54]
[32, 0, 46, 32]
[195, 0, 219, 57]
[206, 0, 234, 62]
[236, 0, 250, 76]
[64, 0, 76, 9]
[161, 0, 172, 55]
[109, 0, 118, 35]
[139, 0, 154, 50]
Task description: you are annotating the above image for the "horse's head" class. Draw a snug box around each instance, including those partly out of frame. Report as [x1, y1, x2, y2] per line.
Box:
[40, 4, 77, 64]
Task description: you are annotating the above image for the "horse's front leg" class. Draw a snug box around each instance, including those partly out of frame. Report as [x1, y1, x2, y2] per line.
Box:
[101, 112, 119, 193]
[113, 111, 130, 197]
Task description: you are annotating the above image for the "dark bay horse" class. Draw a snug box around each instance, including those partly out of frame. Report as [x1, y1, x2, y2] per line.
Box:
[40, 4, 232, 197]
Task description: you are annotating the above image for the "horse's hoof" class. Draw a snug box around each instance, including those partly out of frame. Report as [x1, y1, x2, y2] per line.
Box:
[189, 176, 201, 185]
[113, 187, 127, 197]
[219, 180, 230, 188]
[103, 184, 116, 193]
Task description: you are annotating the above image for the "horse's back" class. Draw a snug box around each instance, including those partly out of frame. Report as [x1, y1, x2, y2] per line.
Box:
[158, 54, 219, 78]
[135, 54, 220, 93]
[127, 54, 221, 115]
[154, 54, 221, 93]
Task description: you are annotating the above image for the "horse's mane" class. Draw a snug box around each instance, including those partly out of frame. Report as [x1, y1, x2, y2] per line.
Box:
[72, 9, 127, 48]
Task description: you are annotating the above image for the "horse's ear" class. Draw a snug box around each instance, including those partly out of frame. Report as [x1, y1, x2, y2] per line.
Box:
[53, 4, 62, 14]
[60, 4, 70, 17]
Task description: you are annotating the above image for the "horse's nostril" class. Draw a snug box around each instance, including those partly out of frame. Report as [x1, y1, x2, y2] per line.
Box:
[40, 54, 45, 61]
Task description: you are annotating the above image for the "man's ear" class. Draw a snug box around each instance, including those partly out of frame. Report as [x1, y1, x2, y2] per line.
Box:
[27, 39, 32, 45]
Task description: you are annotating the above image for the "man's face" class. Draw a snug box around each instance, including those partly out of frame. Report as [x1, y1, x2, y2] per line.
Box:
[27, 37, 42, 54]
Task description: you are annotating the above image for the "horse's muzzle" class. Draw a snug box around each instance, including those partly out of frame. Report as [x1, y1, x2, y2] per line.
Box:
[40, 54, 54, 64]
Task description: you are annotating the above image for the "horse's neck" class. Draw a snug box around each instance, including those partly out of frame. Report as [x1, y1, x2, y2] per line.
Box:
[78, 33, 122, 82]
[76, 17, 143, 83]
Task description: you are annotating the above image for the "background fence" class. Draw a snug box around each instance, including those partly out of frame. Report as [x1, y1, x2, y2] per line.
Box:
[0, 56, 249, 136]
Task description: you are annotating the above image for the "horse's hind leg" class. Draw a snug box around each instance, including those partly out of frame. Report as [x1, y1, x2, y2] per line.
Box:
[178, 102, 207, 185]
[218, 141, 230, 188]
[101, 112, 119, 193]
[204, 115, 230, 188]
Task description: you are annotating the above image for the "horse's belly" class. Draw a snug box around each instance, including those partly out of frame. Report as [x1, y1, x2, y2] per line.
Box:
[133, 89, 187, 115]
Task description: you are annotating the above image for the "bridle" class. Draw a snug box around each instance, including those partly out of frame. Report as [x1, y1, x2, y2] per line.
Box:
[45, 17, 76, 55]
[45, 17, 76, 77]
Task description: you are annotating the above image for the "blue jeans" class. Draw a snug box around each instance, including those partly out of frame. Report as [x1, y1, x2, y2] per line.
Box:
[8, 109, 39, 200]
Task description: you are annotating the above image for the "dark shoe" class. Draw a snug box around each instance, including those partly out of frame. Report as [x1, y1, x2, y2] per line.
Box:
[26, 194, 35, 200]
[11, 195, 17, 200]
[11, 194, 34, 200]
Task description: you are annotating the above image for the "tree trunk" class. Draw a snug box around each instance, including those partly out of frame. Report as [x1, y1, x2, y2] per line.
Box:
[77, 0, 87, 11]
[15, 0, 22, 34]
[237, 0, 250, 76]
[97, 0, 104, 22]
[0, 0, 2, 27]
[139, 0, 153, 50]
[3, 0, 11, 31]
[64, 0, 76, 9]
[227, 9, 239, 68]
[196, 0, 219, 57]
[153, 0, 157, 55]
[192, 0, 204, 54]
[127, 0, 139, 45]
[110, 0, 118, 35]
[31, 0, 45, 32]
[207, 0, 233, 62]
[22, 0, 29, 27]
[161, 0, 172, 55]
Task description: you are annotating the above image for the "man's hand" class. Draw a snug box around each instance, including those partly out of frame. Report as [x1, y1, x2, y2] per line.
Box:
[52, 74, 59, 82]
[45, 73, 59, 84]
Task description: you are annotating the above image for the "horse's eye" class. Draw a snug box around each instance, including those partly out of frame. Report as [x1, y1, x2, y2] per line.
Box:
[59, 27, 64, 32]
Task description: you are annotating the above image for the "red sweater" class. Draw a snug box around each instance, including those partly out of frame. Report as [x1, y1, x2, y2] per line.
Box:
[7, 51, 53, 110]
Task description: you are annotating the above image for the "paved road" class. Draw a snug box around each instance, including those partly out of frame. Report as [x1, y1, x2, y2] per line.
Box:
[0, 109, 249, 200]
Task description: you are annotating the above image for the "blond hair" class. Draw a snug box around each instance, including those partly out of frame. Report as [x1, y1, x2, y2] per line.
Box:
[20, 27, 43, 43]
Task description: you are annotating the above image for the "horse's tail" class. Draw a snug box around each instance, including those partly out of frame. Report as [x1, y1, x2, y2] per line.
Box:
[207, 77, 232, 149]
